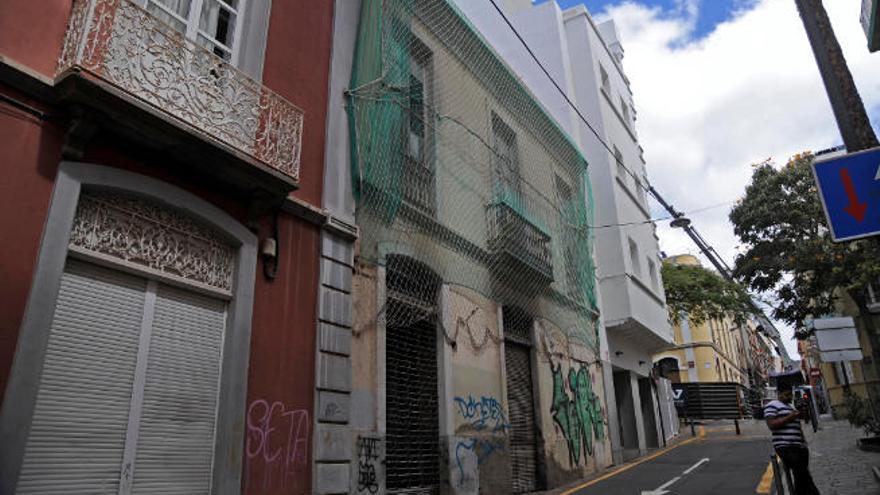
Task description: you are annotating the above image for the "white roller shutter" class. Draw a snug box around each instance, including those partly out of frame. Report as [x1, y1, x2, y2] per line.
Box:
[17, 260, 147, 494]
[131, 285, 226, 494]
[17, 259, 228, 495]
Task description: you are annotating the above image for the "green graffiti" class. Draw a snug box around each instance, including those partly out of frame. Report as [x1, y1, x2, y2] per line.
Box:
[550, 363, 605, 467]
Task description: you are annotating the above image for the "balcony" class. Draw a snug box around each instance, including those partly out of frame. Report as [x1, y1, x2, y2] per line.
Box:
[56, 0, 303, 194]
[601, 272, 673, 352]
[401, 157, 435, 216]
[487, 201, 553, 285]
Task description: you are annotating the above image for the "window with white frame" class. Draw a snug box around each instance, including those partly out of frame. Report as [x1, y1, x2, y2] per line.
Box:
[866, 278, 880, 312]
[629, 238, 641, 278]
[637, 177, 649, 208]
[144, 0, 244, 63]
[620, 97, 631, 126]
[833, 361, 854, 386]
[614, 146, 626, 185]
[407, 43, 433, 165]
[647, 258, 658, 291]
[599, 64, 610, 95]
[555, 176, 580, 296]
[492, 113, 521, 199]
[391, 31, 435, 215]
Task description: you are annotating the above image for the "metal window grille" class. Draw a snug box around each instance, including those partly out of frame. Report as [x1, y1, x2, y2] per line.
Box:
[503, 307, 538, 493]
[385, 256, 441, 494]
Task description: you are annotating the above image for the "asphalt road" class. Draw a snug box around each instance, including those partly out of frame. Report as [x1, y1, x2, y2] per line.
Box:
[569, 424, 777, 495]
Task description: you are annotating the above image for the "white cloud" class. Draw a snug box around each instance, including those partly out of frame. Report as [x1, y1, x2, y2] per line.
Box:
[596, 0, 880, 357]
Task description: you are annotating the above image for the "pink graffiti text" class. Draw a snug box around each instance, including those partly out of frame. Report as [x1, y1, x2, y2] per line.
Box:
[246, 399, 310, 492]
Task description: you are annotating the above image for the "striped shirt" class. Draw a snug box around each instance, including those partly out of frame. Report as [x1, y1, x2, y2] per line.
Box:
[764, 400, 806, 448]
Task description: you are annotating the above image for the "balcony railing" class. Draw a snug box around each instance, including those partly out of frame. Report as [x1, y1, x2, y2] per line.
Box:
[57, 0, 303, 183]
[487, 201, 553, 284]
[401, 157, 436, 216]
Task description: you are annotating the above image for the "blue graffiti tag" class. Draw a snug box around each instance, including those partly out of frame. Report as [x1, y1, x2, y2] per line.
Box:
[452, 395, 510, 483]
[453, 395, 509, 433]
[454, 437, 506, 481]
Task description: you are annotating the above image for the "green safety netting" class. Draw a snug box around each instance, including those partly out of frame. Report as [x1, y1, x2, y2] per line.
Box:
[348, 0, 600, 357]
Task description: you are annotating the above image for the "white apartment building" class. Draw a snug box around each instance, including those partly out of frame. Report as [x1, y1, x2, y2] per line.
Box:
[456, 0, 674, 462]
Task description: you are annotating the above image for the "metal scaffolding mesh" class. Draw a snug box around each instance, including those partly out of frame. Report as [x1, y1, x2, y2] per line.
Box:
[349, 0, 600, 356]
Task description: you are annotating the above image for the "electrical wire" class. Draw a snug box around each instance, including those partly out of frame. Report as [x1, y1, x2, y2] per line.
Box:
[486, 0, 652, 197]
[484, 2, 797, 362]
[586, 199, 735, 229]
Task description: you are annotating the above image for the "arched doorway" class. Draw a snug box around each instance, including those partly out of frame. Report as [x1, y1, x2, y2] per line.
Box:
[7, 175, 255, 493]
[384, 255, 442, 494]
[656, 357, 681, 383]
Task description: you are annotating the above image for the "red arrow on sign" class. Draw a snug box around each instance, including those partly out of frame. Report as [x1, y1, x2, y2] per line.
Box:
[840, 167, 867, 222]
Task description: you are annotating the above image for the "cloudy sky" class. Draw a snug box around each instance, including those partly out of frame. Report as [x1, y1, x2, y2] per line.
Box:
[539, 0, 880, 357]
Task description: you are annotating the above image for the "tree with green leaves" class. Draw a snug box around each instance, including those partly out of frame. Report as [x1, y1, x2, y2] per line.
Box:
[729, 152, 880, 336]
[661, 260, 754, 325]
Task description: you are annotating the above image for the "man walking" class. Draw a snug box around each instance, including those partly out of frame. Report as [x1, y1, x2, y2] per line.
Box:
[765, 387, 821, 494]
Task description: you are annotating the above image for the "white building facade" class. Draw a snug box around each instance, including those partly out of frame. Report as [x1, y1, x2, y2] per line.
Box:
[455, 0, 674, 462]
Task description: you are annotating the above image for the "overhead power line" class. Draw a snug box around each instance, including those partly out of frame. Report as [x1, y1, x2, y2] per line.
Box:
[486, 0, 794, 366]
[486, 0, 650, 196]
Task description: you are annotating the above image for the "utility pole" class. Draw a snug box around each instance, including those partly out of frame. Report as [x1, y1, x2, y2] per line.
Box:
[648, 186, 796, 372]
[794, 0, 879, 152]
[796, 0, 880, 406]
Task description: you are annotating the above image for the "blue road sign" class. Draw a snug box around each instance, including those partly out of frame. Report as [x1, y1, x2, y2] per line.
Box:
[812, 146, 880, 242]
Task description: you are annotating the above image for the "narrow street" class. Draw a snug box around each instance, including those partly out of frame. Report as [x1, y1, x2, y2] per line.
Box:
[561, 422, 781, 495]
[554, 418, 880, 495]
[2, 0, 879, 493]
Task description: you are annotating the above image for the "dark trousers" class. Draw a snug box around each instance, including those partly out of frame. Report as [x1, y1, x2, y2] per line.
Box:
[776, 446, 820, 495]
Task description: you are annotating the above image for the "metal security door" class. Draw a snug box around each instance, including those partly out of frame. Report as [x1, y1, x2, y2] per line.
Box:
[385, 309, 440, 494]
[130, 284, 227, 493]
[17, 260, 227, 494]
[505, 342, 538, 494]
[17, 260, 147, 494]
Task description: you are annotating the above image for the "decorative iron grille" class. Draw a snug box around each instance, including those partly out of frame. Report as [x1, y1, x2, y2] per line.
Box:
[57, 0, 303, 182]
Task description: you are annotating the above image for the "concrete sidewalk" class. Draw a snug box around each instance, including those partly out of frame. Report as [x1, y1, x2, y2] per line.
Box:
[805, 418, 880, 494]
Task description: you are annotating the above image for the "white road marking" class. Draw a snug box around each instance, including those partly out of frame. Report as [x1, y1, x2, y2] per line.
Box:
[640, 458, 710, 494]
[682, 457, 710, 475]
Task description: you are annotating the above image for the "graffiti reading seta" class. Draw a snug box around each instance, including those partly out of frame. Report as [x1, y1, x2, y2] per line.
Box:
[550, 364, 605, 467]
[245, 399, 310, 492]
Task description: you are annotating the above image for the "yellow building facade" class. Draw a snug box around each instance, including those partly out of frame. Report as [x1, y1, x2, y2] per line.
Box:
[800, 288, 880, 417]
[653, 255, 749, 386]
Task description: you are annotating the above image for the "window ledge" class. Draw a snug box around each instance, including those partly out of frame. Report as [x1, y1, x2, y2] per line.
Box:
[615, 175, 652, 218]
[601, 87, 638, 144]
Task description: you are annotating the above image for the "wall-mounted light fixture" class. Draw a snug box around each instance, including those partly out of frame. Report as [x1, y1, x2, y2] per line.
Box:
[262, 211, 280, 280]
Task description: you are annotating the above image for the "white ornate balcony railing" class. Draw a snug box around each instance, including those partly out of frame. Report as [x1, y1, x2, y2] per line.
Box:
[57, 0, 303, 182]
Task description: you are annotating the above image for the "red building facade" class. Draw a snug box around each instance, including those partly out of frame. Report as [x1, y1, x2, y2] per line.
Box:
[0, 1, 335, 493]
